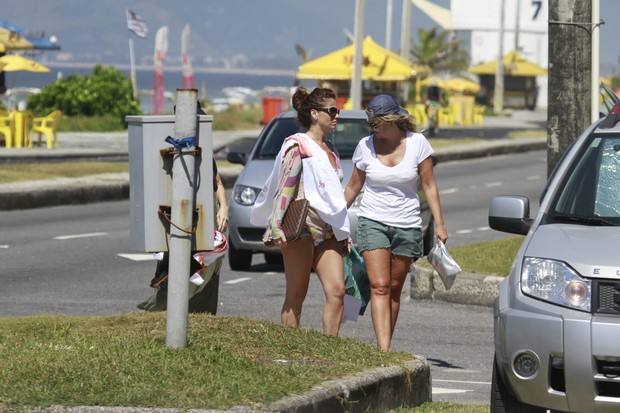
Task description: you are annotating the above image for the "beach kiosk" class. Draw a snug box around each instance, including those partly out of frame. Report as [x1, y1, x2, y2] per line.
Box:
[469, 50, 547, 110]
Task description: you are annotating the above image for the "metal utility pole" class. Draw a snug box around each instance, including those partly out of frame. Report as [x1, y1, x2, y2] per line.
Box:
[350, 0, 365, 110]
[400, 0, 411, 60]
[385, 0, 393, 50]
[591, 0, 600, 123]
[166, 90, 198, 348]
[548, 0, 592, 176]
[493, 0, 505, 114]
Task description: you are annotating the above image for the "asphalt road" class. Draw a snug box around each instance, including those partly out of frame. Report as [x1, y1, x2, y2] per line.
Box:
[0, 149, 549, 405]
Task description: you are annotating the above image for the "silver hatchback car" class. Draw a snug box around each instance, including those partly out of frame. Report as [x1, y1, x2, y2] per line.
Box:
[226, 110, 434, 271]
[488, 106, 620, 412]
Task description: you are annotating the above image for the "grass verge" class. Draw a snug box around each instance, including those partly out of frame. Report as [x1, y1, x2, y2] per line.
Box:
[0, 162, 129, 184]
[0, 312, 416, 411]
[416, 236, 524, 276]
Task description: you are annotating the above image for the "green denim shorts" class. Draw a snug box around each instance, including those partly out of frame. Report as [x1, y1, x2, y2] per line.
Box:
[356, 216, 423, 258]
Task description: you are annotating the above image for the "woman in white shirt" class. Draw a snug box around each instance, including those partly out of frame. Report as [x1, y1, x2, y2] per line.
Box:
[344, 94, 448, 351]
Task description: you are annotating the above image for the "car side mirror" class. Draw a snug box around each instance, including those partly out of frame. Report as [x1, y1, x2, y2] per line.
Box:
[227, 151, 247, 166]
[488, 195, 533, 235]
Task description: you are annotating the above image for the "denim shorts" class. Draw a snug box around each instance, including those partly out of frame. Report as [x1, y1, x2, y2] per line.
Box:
[356, 216, 423, 258]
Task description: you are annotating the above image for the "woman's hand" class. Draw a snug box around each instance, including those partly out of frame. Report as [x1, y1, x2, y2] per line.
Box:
[340, 237, 352, 256]
[435, 223, 449, 244]
[216, 206, 229, 232]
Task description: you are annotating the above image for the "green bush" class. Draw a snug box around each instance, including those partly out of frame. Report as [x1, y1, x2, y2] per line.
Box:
[27, 65, 142, 128]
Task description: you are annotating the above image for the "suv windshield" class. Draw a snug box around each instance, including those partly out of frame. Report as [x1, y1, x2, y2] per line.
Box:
[253, 117, 370, 160]
[550, 134, 620, 225]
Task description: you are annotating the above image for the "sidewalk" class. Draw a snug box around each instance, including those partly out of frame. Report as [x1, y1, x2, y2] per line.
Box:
[0, 110, 546, 413]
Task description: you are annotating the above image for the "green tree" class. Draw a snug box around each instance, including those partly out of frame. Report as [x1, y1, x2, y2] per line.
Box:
[27, 65, 142, 126]
[411, 26, 469, 72]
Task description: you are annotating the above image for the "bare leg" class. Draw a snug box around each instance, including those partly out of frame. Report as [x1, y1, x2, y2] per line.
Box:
[389, 254, 414, 335]
[280, 238, 314, 328]
[363, 248, 393, 351]
[313, 237, 345, 336]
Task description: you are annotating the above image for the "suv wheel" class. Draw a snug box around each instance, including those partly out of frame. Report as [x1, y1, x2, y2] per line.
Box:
[228, 240, 253, 271]
[491, 355, 546, 413]
[264, 252, 284, 265]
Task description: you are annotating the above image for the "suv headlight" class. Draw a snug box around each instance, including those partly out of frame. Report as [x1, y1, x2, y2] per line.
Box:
[521, 257, 591, 312]
[233, 185, 260, 206]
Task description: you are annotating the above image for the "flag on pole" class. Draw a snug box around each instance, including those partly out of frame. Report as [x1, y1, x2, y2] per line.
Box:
[126, 9, 148, 38]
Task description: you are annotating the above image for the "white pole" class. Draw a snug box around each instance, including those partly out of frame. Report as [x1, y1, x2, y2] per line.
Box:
[166, 89, 198, 349]
[400, 0, 411, 60]
[493, 0, 505, 114]
[350, 0, 365, 110]
[128, 38, 137, 99]
[385, 0, 393, 50]
[591, 0, 600, 123]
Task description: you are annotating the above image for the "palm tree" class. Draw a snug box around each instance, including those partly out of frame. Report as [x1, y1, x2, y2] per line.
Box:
[411, 26, 469, 72]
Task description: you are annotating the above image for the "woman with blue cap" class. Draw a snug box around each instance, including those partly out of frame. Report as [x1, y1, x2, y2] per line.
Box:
[344, 94, 448, 351]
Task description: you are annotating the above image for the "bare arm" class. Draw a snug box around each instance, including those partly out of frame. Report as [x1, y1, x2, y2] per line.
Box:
[344, 166, 366, 208]
[418, 156, 448, 244]
[215, 172, 229, 232]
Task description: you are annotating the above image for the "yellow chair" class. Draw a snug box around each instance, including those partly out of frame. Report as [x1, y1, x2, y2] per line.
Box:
[438, 106, 455, 127]
[0, 112, 15, 148]
[474, 105, 486, 126]
[14, 110, 33, 148]
[29, 110, 62, 149]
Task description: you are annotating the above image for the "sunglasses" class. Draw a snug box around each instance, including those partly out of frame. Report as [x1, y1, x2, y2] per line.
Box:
[367, 121, 382, 130]
[318, 106, 340, 116]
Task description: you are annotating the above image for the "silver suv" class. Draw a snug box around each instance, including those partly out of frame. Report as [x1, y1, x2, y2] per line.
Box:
[488, 105, 620, 412]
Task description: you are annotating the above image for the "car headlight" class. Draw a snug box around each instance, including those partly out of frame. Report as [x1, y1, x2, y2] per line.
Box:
[521, 257, 591, 312]
[232, 185, 261, 206]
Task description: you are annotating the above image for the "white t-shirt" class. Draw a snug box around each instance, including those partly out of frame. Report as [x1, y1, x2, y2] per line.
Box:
[352, 131, 433, 228]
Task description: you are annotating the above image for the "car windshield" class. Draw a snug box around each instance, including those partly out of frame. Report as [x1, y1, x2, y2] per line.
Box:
[253, 117, 370, 160]
[550, 134, 620, 225]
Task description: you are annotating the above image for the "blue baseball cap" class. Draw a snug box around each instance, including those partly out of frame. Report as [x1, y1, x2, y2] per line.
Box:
[366, 94, 409, 117]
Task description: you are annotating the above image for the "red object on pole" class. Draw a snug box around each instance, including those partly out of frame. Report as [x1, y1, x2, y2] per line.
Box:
[261, 96, 284, 125]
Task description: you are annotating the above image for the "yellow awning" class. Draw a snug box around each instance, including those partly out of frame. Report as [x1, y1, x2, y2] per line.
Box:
[296, 36, 429, 81]
[446, 77, 480, 94]
[469, 50, 547, 77]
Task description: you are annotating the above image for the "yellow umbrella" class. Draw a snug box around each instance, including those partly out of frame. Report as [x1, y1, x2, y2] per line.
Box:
[0, 54, 50, 72]
[446, 78, 480, 94]
[469, 50, 546, 77]
[419, 76, 448, 88]
[296, 36, 429, 81]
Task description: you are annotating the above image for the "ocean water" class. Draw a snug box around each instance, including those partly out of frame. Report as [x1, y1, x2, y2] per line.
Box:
[3, 67, 309, 113]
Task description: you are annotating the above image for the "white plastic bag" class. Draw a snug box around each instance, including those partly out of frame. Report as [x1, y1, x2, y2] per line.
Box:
[427, 240, 461, 290]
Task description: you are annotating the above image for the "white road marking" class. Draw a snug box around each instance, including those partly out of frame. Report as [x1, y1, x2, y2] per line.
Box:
[527, 175, 542, 180]
[54, 232, 108, 240]
[0, 245, 8, 249]
[225, 277, 252, 284]
[432, 387, 469, 394]
[440, 187, 458, 195]
[117, 253, 157, 261]
[456, 229, 474, 234]
[477, 226, 491, 231]
[434, 379, 491, 385]
[485, 181, 502, 187]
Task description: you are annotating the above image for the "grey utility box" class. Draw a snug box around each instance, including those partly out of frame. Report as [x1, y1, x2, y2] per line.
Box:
[126, 114, 214, 252]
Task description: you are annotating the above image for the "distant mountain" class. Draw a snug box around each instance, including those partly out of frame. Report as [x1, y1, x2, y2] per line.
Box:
[1, 0, 449, 71]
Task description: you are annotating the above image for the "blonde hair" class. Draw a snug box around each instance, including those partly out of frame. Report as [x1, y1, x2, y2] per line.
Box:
[377, 113, 417, 132]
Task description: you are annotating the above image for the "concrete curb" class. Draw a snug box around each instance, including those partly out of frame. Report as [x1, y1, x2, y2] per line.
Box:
[410, 265, 503, 307]
[265, 358, 431, 413]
